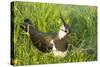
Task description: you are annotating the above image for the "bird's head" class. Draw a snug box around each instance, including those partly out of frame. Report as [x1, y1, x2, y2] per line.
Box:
[58, 17, 70, 39]
[58, 10, 70, 37]
[60, 21, 70, 34]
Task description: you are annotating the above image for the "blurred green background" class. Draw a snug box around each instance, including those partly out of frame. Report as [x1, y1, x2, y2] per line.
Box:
[11, 1, 97, 66]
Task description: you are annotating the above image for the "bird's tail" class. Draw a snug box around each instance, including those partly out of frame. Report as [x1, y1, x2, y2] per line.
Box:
[20, 18, 34, 32]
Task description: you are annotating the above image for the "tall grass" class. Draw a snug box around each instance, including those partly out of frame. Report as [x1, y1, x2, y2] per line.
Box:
[11, 1, 97, 66]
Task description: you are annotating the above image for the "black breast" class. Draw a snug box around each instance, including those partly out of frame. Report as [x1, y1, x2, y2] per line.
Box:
[54, 37, 68, 52]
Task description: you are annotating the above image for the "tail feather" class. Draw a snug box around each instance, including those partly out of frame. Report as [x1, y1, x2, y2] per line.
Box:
[20, 18, 33, 32]
[24, 19, 33, 25]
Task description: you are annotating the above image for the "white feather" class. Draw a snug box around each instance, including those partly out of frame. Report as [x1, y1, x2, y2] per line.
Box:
[50, 40, 67, 57]
[58, 25, 67, 39]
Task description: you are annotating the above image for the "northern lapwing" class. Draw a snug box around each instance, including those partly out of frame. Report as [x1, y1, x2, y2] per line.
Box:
[20, 16, 70, 57]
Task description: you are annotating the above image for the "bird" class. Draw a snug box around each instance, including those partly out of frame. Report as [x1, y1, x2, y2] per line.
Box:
[20, 16, 70, 57]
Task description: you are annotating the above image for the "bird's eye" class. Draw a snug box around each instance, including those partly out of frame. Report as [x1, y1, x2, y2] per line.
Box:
[65, 29, 69, 34]
[64, 30, 67, 32]
[61, 29, 69, 34]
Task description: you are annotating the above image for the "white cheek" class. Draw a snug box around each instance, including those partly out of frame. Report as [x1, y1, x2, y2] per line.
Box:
[58, 30, 66, 39]
[58, 24, 67, 39]
[60, 25, 65, 30]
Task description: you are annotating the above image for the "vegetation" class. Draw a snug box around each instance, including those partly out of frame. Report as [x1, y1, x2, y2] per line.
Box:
[11, 1, 97, 66]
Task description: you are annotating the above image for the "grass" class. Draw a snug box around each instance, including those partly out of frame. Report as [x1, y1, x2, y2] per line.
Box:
[11, 1, 97, 66]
